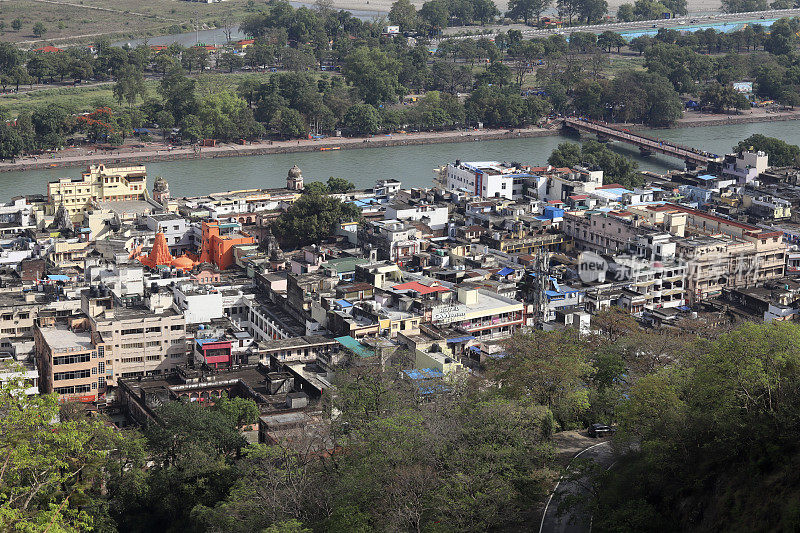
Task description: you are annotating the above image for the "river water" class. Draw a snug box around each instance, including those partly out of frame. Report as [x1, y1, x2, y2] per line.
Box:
[5, 120, 799, 200]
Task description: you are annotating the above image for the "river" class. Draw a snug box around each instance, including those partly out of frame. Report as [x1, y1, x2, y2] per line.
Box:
[4, 120, 798, 200]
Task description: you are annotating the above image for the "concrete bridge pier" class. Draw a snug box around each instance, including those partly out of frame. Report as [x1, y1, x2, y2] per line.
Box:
[639, 147, 652, 156]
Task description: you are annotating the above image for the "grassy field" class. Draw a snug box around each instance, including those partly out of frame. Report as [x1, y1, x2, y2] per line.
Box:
[0, 70, 312, 116]
[0, 0, 259, 47]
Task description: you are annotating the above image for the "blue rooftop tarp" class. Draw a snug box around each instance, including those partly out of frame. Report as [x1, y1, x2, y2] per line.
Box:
[403, 368, 445, 380]
[47, 275, 69, 281]
[334, 299, 353, 308]
[697, 174, 716, 181]
[335, 335, 376, 358]
[446, 335, 475, 344]
[195, 338, 219, 347]
[497, 267, 515, 277]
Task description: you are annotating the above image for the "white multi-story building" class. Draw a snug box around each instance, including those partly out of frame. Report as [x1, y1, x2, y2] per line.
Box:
[143, 213, 195, 255]
[722, 150, 769, 184]
[445, 161, 533, 200]
[609, 233, 687, 313]
[385, 202, 449, 230]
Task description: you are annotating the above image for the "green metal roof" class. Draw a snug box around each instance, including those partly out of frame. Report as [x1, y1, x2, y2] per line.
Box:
[334, 336, 376, 358]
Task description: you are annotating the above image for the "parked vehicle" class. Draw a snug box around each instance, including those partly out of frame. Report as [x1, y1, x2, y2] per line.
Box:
[588, 423, 615, 438]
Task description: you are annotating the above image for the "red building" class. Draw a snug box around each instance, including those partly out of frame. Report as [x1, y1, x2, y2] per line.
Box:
[194, 338, 232, 369]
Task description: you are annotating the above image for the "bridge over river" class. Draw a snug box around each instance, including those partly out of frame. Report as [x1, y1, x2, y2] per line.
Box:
[563, 117, 722, 168]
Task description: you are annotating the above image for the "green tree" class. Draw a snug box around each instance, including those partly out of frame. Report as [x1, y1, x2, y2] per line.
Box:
[31, 103, 70, 148]
[721, 0, 767, 10]
[616, 3, 635, 20]
[180, 114, 204, 143]
[576, 0, 608, 24]
[598, 31, 626, 52]
[0, 122, 24, 159]
[198, 90, 263, 140]
[270, 107, 307, 139]
[113, 64, 146, 107]
[699, 81, 749, 112]
[419, 0, 450, 34]
[326, 176, 355, 193]
[507, 0, 552, 24]
[219, 51, 244, 73]
[159, 67, 198, 121]
[736, 134, 800, 166]
[343, 47, 405, 105]
[11, 19, 22, 32]
[548, 140, 644, 187]
[32, 21, 47, 37]
[344, 103, 382, 134]
[112, 399, 253, 532]
[155, 109, 175, 142]
[389, 0, 420, 31]
[0, 370, 124, 532]
[272, 191, 362, 247]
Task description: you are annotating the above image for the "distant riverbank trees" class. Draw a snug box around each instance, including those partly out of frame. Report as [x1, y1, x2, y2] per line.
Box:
[1, 1, 799, 155]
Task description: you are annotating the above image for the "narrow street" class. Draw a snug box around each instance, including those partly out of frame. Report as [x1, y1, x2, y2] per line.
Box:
[540, 441, 614, 533]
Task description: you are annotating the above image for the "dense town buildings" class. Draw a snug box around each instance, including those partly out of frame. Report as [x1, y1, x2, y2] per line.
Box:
[0, 147, 796, 439]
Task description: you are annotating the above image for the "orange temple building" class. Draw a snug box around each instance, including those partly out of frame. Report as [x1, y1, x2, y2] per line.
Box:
[198, 221, 255, 271]
[137, 221, 254, 272]
[137, 232, 197, 271]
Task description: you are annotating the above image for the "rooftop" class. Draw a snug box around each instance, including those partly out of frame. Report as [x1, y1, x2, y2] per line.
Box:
[39, 325, 94, 352]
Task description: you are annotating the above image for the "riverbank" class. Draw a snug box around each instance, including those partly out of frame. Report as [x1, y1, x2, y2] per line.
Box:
[4, 108, 800, 174]
[0, 127, 559, 173]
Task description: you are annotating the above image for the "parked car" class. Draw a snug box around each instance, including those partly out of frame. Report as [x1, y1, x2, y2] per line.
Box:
[588, 423, 615, 438]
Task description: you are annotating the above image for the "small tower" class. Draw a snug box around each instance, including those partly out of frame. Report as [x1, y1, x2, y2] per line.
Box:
[287, 165, 304, 191]
[152, 176, 171, 206]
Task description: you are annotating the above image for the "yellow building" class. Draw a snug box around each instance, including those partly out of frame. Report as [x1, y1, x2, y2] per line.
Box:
[47, 164, 148, 223]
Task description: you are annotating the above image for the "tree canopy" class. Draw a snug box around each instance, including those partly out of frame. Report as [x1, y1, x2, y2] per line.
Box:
[272, 191, 362, 247]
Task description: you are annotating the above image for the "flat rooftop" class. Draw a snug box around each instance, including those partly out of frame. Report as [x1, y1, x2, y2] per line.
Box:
[40, 325, 93, 352]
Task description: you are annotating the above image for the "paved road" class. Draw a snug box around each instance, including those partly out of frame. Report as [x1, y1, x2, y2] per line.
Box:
[539, 440, 614, 533]
[441, 7, 800, 40]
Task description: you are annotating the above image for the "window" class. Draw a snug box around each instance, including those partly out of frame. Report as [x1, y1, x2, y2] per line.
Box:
[54, 369, 91, 381]
[146, 341, 161, 347]
[54, 384, 91, 395]
[146, 327, 161, 333]
[98, 361, 105, 373]
[92, 367, 97, 375]
[121, 342, 143, 349]
[98, 376, 106, 389]
[97, 346, 105, 357]
[53, 353, 91, 365]
[120, 328, 143, 335]
[146, 355, 161, 361]
[171, 325, 184, 331]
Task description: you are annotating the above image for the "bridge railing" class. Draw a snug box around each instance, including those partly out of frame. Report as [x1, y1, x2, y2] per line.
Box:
[565, 118, 717, 162]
